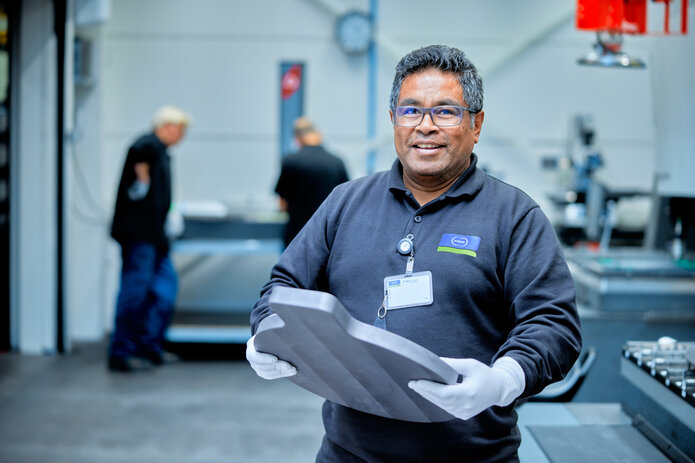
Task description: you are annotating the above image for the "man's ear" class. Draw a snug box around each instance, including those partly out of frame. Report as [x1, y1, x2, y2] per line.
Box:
[473, 111, 484, 143]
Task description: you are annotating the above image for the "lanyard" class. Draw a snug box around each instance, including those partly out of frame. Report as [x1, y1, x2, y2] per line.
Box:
[374, 235, 416, 329]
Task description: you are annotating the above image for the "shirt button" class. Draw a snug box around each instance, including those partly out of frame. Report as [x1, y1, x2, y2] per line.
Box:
[414, 216, 422, 223]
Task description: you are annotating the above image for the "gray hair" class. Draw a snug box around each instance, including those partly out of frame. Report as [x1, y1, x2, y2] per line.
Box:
[390, 45, 483, 128]
[152, 105, 191, 129]
[293, 116, 318, 138]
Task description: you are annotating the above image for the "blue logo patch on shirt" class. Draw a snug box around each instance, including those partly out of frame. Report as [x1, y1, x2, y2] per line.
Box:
[437, 234, 481, 257]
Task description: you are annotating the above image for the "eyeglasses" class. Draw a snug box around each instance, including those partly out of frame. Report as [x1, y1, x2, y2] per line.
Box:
[392, 105, 478, 127]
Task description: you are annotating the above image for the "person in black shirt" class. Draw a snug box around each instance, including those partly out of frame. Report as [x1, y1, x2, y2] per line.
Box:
[108, 105, 190, 372]
[275, 117, 349, 247]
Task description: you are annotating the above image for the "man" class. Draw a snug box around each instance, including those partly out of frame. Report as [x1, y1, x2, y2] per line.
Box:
[109, 105, 190, 372]
[275, 117, 349, 247]
[247, 45, 581, 462]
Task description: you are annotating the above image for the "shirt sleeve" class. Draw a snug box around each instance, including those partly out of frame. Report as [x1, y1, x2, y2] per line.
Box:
[117, 142, 155, 203]
[274, 161, 291, 198]
[250, 189, 339, 334]
[129, 141, 157, 165]
[495, 206, 582, 397]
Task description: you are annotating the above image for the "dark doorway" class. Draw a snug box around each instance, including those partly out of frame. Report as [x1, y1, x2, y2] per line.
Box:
[0, 1, 14, 352]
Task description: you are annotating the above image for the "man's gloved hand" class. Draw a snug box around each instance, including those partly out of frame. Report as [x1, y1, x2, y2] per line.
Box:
[245, 334, 297, 380]
[408, 356, 525, 420]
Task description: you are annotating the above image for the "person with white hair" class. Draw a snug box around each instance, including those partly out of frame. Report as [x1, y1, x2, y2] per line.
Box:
[108, 105, 190, 372]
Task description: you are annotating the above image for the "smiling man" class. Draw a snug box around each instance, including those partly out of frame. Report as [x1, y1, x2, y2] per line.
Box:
[391, 67, 483, 205]
[247, 45, 581, 462]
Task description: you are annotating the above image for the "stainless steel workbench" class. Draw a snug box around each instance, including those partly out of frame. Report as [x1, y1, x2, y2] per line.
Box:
[566, 248, 695, 315]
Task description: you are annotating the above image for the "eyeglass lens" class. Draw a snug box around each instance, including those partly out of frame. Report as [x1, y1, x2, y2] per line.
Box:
[395, 106, 464, 127]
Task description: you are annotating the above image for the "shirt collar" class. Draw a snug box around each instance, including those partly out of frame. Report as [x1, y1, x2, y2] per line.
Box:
[388, 153, 484, 200]
[151, 132, 169, 152]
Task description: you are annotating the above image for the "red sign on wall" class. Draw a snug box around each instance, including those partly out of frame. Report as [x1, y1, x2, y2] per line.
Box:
[281, 64, 302, 100]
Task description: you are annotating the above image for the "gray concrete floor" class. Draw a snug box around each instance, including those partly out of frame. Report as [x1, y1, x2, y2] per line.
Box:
[0, 341, 325, 463]
[0, 340, 651, 463]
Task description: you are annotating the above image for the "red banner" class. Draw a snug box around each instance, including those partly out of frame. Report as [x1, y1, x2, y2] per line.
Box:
[281, 64, 302, 100]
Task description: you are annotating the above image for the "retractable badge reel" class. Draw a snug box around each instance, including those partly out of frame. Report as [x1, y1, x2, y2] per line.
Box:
[398, 237, 413, 255]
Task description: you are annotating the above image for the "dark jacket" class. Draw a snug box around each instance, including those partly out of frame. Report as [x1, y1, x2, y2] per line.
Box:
[111, 133, 172, 252]
[275, 145, 348, 246]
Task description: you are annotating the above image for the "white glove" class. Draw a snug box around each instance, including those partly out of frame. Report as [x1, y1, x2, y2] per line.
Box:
[245, 335, 297, 380]
[164, 203, 185, 239]
[408, 356, 525, 420]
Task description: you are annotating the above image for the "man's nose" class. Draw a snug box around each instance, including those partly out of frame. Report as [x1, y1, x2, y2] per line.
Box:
[416, 111, 439, 133]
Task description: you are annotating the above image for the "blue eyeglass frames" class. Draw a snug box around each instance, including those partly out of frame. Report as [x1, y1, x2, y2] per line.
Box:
[392, 105, 479, 127]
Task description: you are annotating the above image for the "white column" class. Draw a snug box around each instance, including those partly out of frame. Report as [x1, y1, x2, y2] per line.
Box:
[14, 0, 58, 354]
[67, 21, 110, 342]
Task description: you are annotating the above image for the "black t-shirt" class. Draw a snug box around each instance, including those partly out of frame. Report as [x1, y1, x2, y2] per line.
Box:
[111, 132, 172, 251]
[275, 145, 348, 246]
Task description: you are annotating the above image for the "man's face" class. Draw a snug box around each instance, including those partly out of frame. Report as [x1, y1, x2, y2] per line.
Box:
[168, 123, 187, 146]
[159, 122, 187, 146]
[390, 68, 483, 189]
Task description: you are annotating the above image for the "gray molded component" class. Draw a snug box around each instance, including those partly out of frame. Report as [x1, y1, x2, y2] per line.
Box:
[254, 286, 459, 422]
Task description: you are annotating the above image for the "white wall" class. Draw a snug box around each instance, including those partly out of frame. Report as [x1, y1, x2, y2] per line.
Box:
[650, 18, 695, 198]
[98, 0, 663, 216]
[61, 0, 691, 341]
[100, 0, 369, 216]
[66, 22, 111, 341]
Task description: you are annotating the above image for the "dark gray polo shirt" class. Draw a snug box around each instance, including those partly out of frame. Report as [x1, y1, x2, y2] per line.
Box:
[251, 154, 581, 462]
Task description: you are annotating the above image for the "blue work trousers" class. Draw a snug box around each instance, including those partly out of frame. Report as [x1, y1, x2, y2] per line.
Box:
[109, 242, 178, 359]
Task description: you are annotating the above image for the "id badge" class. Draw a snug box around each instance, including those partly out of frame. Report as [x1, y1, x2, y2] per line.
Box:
[384, 271, 433, 310]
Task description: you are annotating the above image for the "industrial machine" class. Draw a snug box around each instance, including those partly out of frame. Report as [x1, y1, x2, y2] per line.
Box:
[521, 340, 695, 462]
[544, 113, 650, 248]
[563, 0, 695, 317]
[622, 339, 695, 462]
[576, 0, 688, 68]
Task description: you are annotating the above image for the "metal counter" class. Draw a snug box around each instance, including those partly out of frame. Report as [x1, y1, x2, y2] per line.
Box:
[566, 248, 695, 314]
[166, 217, 284, 344]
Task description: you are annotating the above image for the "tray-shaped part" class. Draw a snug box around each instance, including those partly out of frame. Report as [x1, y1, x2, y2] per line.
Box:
[254, 286, 459, 422]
